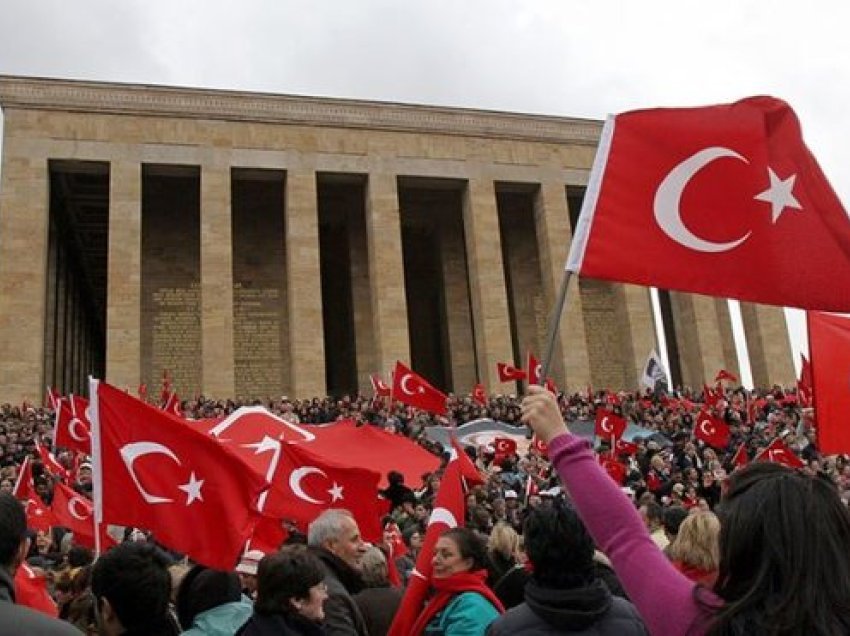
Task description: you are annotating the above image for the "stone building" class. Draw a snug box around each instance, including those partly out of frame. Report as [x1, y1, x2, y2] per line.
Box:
[0, 76, 794, 403]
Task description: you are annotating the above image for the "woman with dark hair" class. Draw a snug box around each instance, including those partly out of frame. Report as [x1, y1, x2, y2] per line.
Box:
[411, 527, 504, 635]
[175, 565, 252, 635]
[522, 385, 850, 635]
[237, 545, 329, 636]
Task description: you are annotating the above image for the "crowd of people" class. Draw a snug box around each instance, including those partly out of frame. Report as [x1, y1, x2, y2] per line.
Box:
[1, 378, 848, 634]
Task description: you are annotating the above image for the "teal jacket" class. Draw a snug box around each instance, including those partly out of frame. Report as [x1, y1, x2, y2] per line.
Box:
[182, 598, 253, 636]
[424, 591, 500, 635]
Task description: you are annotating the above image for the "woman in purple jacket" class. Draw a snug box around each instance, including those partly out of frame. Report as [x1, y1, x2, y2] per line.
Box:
[522, 385, 850, 635]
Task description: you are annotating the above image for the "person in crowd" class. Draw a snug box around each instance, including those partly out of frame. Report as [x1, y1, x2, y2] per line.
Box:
[486, 499, 647, 635]
[380, 470, 415, 512]
[638, 501, 668, 550]
[238, 546, 328, 636]
[90, 541, 179, 636]
[411, 527, 503, 635]
[176, 565, 252, 636]
[522, 384, 850, 636]
[662, 505, 690, 558]
[0, 493, 79, 635]
[395, 526, 423, 586]
[235, 549, 264, 600]
[55, 565, 96, 632]
[307, 509, 370, 635]
[353, 545, 403, 636]
[668, 511, 721, 587]
[486, 522, 528, 609]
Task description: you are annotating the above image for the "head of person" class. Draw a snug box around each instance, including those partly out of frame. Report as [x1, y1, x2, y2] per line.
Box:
[487, 522, 520, 563]
[0, 493, 28, 572]
[639, 501, 664, 531]
[91, 542, 173, 636]
[358, 545, 390, 588]
[668, 511, 720, 572]
[523, 500, 596, 589]
[235, 549, 264, 596]
[663, 505, 690, 543]
[175, 565, 242, 631]
[255, 546, 328, 623]
[307, 509, 367, 570]
[710, 462, 850, 633]
[432, 527, 488, 579]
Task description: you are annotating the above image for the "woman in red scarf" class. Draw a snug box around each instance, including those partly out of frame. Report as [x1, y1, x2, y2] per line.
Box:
[410, 528, 504, 635]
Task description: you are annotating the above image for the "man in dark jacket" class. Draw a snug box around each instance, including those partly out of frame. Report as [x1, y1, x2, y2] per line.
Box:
[486, 500, 647, 636]
[307, 509, 370, 636]
[0, 493, 78, 636]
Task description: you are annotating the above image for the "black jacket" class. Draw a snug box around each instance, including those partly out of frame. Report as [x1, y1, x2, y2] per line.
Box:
[237, 612, 326, 636]
[486, 579, 647, 636]
[311, 548, 369, 636]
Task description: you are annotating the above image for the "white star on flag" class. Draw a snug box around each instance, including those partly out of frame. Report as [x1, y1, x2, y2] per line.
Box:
[754, 168, 802, 223]
[328, 482, 344, 502]
[178, 472, 205, 505]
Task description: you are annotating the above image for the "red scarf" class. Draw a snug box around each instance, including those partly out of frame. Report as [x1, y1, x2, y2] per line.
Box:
[409, 569, 505, 635]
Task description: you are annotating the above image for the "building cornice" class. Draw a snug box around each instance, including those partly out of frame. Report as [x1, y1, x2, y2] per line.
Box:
[0, 75, 602, 145]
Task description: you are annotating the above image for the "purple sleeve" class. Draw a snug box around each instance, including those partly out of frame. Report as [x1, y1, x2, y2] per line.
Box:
[548, 433, 718, 636]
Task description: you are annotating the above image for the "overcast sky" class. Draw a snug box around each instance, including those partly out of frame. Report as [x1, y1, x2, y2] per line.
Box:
[2, 0, 847, 383]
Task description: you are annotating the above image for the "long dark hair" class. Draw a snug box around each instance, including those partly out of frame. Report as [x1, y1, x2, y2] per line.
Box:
[704, 462, 850, 634]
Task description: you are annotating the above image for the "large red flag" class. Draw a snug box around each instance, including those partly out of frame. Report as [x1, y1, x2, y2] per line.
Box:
[16, 474, 57, 533]
[34, 440, 68, 481]
[390, 361, 447, 416]
[91, 380, 268, 570]
[694, 410, 732, 449]
[809, 311, 850, 453]
[594, 409, 627, 441]
[54, 395, 92, 455]
[566, 96, 850, 311]
[755, 437, 805, 468]
[496, 362, 526, 382]
[388, 438, 483, 636]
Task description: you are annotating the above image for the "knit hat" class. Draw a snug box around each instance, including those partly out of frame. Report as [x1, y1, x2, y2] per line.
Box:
[235, 549, 264, 576]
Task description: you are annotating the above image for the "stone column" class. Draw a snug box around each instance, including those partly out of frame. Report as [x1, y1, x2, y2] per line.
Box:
[439, 219, 476, 392]
[0, 151, 49, 403]
[285, 170, 326, 397]
[669, 293, 737, 388]
[740, 303, 795, 388]
[463, 179, 514, 388]
[616, 284, 659, 389]
[106, 160, 142, 391]
[365, 173, 410, 376]
[200, 162, 236, 398]
[348, 203, 376, 393]
[534, 182, 591, 390]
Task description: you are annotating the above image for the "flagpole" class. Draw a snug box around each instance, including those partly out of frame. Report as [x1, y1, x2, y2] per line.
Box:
[539, 270, 574, 384]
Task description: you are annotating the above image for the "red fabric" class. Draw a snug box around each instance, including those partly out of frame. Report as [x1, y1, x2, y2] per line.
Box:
[34, 440, 68, 481]
[703, 385, 722, 409]
[594, 409, 627, 441]
[493, 437, 517, 463]
[614, 439, 638, 456]
[800, 353, 813, 388]
[388, 438, 482, 636]
[408, 569, 504, 636]
[672, 561, 718, 588]
[599, 455, 627, 485]
[694, 410, 731, 449]
[731, 443, 748, 469]
[12, 455, 33, 500]
[471, 383, 487, 407]
[391, 361, 448, 416]
[526, 352, 543, 386]
[162, 391, 183, 418]
[370, 374, 391, 398]
[809, 311, 850, 453]
[531, 436, 548, 458]
[93, 380, 267, 570]
[496, 362, 526, 382]
[14, 564, 58, 617]
[755, 437, 805, 468]
[567, 96, 850, 312]
[714, 369, 738, 383]
[54, 395, 91, 454]
[247, 516, 289, 554]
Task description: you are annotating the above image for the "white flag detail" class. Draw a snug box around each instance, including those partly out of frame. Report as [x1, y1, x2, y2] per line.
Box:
[641, 349, 669, 390]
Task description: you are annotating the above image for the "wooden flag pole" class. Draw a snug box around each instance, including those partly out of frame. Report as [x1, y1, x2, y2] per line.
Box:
[539, 269, 574, 385]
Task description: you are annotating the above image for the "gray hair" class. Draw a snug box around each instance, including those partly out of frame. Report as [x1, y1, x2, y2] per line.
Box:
[358, 546, 389, 587]
[307, 509, 354, 548]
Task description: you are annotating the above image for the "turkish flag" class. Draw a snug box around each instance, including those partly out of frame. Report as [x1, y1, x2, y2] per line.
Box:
[731, 443, 749, 470]
[471, 383, 487, 407]
[714, 369, 738, 383]
[34, 440, 68, 481]
[390, 361, 447, 416]
[808, 311, 850, 453]
[45, 387, 61, 410]
[694, 410, 732, 449]
[496, 362, 526, 382]
[388, 438, 482, 636]
[594, 409, 627, 441]
[614, 438, 639, 456]
[370, 374, 391, 398]
[91, 380, 268, 570]
[12, 455, 33, 500]
[162, 391, 183, 418]
[755, 437, 805, 468]
[527, 352, 544, 386]
[703, 385, 722, 409]
[566, 96, 850, 312]
[247, 517, 289, 555]
[54, 395, 91, 455]
[14, 564, 58, 617]
[599, 455, 627, 485]
[18, 477, 57, 533]
[796, 380, 813, 408]
[531, 435, 548, 458]
[800, 353, 813, 387]
[493, 437, 517, 464]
